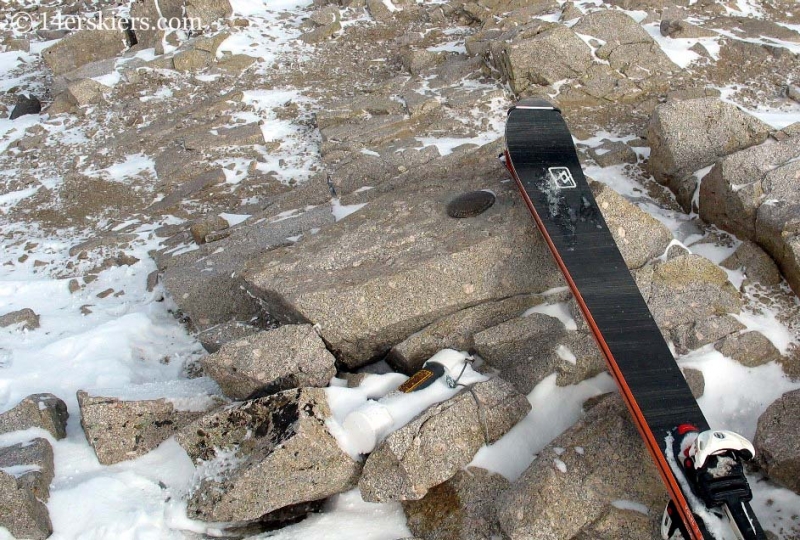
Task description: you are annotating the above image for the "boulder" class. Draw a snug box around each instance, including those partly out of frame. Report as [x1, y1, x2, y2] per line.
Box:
[190, 215, 229, 244]
[196, 320, 261, 353]
[554, 327, 608, 387]
[193, 31, 231, 55]
[323, 147, 441, 194]
[243, 162, 562, 369]
[216, 54, 257, 74]
[0, 438, 55, 539]
[315, 95, 405, 130]
[660, 19, 717, 39]
[185, 0, 233, 27]
[0, 470, 52, 540]
[647, 98, 771, 210]
[2, 38, 30, 53]
[497, 394, 664, 539]
[183, 122, 264, 150]
[387, 294, 544, 374]
[77, 385, 222, 465]
[671, 314, 744, 355]
[474, 313, 568, 395]
[0, 308, 40, 330]
[9, 95, 41, 120]
[129, 0, 184, 49]
[720, 241, 782, 287]
[790, 85, 800, 103]
[591, 182, 672, 269]
[754, 389, 800, 494]
[635, 254, 742, 339]
[162, 204, 335, 330]
[173, 49, 213, 71]
[757, 201, 800, 296]
[402, 467, 510, 540]
[571, 505, 658, 539]
[697, 136, 800, 294]
[64, 79, 110, 107]
[491, 24, 593, 93]
[587, 140, 637, 168]
[0, 393, 68, 439]
[569, 63, 646, 104]
[571, 10, 677, 78]
[177, 388, 361, 522]
[709, 16, 800, 44]
[146, 168, 227, 213]
[41, 28, 131, 76]
[0, 438, 54, 501]
[715, 331, 781, 368]
[52, 58, 117, 96]
[319, 113, 414, 150]
[300, 21, 342, 44]
[201, 324, 337, 400]
[366, 0, 399, 23]
[699, 137, 800, 241]
[310, 6, 341, 26]
[359, 377, 530, 502]
[400, 48, 444, 75]
[682, 367, 705, 399]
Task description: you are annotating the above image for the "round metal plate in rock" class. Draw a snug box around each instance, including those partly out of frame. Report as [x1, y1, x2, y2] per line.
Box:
[446, 190, 496, 218]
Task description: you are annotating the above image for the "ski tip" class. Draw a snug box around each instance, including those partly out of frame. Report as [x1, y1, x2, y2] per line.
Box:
[508, 98, 561, 115]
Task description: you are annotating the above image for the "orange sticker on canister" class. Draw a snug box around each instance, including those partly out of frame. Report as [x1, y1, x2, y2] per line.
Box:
[398, 369, 435, 393]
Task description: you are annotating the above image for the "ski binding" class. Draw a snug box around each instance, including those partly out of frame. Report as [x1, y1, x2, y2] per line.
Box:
[662, 425, 762, 539]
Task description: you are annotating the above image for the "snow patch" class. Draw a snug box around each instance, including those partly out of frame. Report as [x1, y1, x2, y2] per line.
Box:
[331, 198, 367, 221]
[733, 309, 796, 355]
[469, 372, 616, 481]
[523, 302, 578, 331]
[611, 499, 649, 514]
[679, 347, 800, 439]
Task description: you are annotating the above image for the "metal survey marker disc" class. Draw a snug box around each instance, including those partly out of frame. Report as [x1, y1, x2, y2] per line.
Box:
[446, 190, 496, 218]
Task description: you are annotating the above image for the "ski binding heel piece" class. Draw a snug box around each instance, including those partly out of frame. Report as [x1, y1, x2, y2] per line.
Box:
[669, 425, 766, 539]
[692, 430, 755, 468]
[674, 426, 756, 508]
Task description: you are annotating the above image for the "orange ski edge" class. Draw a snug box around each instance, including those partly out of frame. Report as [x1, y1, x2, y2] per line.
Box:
[504, 150, 705, 540]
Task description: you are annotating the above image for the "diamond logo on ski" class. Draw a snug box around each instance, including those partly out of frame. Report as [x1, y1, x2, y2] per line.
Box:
[548, 167, 577, 189]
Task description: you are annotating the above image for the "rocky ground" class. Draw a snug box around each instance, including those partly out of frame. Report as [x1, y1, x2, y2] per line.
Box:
[0, 0, 800, 538]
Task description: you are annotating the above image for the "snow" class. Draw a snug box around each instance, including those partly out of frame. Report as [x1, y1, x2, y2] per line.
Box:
[46, 438, 200, 540]
[327, 350, 488, 457]
[733, 309, 796, 355]
[415, 93, 507, 155]
[0, 463, 41, 477]
[0, 245, 204, 411]
[83, 378, 223, 412]
[248, 490, 410, 540]
[643, 22, 721, 67]
[611, 499, 649, 514]
[219, 213, 251, 226]
[85, 153, 156, 183]
[555, 344, 577, 365]
[331, 198, 367, 221]
[679, 347, 800, 440]
[427, 41, 467, 54]
[523, 302, 578, 331]
[236, 89, 321, 185]
[469, 373, 617, 481]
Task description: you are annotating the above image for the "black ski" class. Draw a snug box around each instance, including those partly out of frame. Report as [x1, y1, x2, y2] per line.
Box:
[503, 99, 766, 540]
